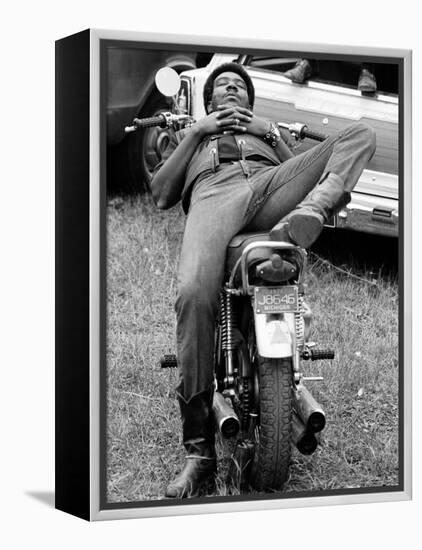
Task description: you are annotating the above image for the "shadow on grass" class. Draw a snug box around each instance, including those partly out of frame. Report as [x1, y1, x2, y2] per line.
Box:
[312, 228, 398, 279]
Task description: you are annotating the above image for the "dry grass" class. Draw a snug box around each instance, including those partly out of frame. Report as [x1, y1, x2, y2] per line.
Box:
[106, 194, 399, 503]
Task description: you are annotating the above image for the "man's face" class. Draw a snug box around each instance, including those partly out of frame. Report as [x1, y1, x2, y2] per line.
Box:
[208, 71, 250, 113]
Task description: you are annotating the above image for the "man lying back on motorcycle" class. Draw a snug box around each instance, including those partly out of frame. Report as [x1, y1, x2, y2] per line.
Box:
[151, 62, 376, 499]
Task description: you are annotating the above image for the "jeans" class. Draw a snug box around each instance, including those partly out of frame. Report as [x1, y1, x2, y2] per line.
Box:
[175, 122, 376, 402]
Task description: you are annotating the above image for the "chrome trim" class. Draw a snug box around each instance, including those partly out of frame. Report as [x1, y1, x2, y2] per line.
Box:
[239, 241, 307, 295]
[179, 75, 192, 115]
[336, 192, 399, 237]
[355, 169, 398, 198]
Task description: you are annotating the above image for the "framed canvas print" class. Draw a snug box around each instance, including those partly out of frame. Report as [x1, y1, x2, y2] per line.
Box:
[55, 28, 412, 521]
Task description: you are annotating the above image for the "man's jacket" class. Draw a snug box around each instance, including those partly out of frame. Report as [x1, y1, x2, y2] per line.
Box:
[152, 126, 291, 213]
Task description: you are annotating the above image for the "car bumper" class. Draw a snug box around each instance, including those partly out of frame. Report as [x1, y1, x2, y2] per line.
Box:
[329, 192, 399, 237]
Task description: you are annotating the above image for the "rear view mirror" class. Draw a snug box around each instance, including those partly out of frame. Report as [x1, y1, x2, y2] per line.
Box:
[155, 67, 181, 97]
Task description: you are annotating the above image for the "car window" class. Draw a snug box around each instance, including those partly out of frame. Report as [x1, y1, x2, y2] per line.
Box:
[246, 56, 398, 96]
[246, 56, 299, 73]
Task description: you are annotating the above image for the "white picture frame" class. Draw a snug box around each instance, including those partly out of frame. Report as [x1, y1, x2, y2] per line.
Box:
[55, 28, 412, 521]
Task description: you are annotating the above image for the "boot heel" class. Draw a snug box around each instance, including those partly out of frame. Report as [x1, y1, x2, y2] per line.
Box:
[270, 174, 345, 249]
[269, 221, 293, 243]
[288, 212, 324, 248]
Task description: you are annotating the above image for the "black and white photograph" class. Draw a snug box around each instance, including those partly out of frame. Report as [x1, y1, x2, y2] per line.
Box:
[102, 38, 404, 509]
[3, 0, 420, 547]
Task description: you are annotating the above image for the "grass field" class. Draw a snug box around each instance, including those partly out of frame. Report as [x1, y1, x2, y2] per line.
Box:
[106, 194, 399, 503]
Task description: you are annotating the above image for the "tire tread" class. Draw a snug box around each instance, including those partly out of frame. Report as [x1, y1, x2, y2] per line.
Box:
[252, 357, 292, 491]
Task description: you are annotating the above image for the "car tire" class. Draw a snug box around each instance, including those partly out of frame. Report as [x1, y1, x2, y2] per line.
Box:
[138, 92, 175, 192]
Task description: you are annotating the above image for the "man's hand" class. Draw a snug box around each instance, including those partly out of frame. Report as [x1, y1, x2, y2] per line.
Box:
[218, 105, 270, 137]
[194, 105, 270, 138]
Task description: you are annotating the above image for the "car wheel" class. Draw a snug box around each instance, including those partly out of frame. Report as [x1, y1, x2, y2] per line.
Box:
[138, 93, 174, 191]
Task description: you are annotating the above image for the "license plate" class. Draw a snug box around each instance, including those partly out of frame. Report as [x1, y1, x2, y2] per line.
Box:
[254, 286, 299, 314]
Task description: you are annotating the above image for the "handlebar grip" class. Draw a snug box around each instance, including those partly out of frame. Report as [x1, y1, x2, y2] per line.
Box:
[301, 127, 328, 142]
[124, 115, 166, 134]
[132, 115, 166, 129]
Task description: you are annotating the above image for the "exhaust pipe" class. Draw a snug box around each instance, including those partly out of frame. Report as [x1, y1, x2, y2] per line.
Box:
[291, 411, 318, 455]
[212, 392, 240, 438]
[293, 383, 326, 433]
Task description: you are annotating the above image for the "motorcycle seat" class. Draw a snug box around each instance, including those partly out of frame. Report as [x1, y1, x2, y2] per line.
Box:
[225, 232, 272, 276]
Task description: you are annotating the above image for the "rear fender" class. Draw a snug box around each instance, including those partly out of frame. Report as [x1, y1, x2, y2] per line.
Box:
[253, 311, 296, 359]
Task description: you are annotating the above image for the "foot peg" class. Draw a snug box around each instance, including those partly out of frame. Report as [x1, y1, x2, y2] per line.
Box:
[159, 354, 178, 368]
[302, 348, 335, 361]
[310, 349, 335, 360]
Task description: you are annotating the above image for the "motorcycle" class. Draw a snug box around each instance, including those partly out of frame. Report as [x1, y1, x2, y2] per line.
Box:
[126, 68, 335, 492]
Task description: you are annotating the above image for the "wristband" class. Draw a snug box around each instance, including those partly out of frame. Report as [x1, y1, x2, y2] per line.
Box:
[262, 122, 282, 148]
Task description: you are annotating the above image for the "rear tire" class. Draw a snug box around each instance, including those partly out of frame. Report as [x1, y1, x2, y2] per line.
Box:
[250, 356, 293, 491]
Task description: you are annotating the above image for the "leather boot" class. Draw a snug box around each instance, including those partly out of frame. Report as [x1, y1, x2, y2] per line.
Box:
[165, 388, 217, 498]
[358, 68, 377, 94]
[284, 59, 313, 83]
[270, 174, 350, 248]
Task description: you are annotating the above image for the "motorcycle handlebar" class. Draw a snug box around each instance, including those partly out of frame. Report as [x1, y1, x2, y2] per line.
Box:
[124, 113, 328, 143]
[277, 122, 327, 142]
[301, 127, 328, 142]
[124, 112, 194, 134]
[125, 115, 166, 133]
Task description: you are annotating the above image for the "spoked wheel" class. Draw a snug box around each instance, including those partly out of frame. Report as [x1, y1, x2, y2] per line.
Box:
[249, 355, 293, 491]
